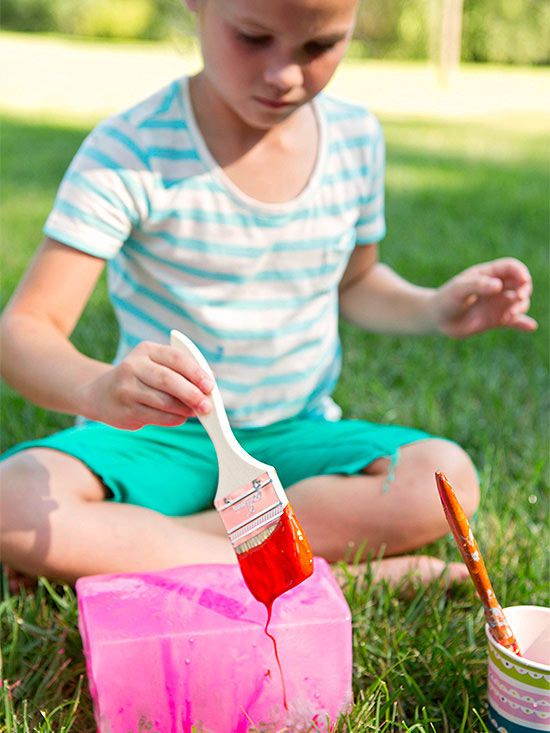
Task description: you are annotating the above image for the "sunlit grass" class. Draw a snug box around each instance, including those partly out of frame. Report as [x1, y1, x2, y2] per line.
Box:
[1, 52, 548, 731]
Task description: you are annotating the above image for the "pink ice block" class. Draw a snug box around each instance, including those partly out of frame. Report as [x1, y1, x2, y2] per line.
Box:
[76, 557, 352, 733]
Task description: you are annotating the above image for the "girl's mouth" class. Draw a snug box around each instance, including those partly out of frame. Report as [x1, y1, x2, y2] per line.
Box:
[254, 96, 293, 109]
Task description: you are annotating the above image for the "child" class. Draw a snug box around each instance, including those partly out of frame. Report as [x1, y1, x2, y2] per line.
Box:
[0, 0, 536, 588]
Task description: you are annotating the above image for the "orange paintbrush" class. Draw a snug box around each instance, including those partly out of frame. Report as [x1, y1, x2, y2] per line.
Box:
[435, 471, 521, 655]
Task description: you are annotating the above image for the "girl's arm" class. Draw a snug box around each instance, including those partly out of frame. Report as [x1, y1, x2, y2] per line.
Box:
[338, 244, 537, 337]
[1, 238, 214, 428]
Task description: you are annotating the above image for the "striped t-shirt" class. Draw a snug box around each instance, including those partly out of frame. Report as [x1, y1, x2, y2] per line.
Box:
[45, 76, 386, 428]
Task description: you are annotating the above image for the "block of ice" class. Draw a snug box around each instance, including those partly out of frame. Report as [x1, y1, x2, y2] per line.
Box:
[77, 557, 352, 733]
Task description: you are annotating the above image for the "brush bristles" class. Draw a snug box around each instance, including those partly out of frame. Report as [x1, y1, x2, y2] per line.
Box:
[234, 523, 278, 554]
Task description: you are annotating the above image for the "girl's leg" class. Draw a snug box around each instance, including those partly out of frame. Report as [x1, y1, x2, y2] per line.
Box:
[287, 438, 479, 559]
[1, 438, 478, 586]
[178, 438, 479, 585]
[0, 448, 235, 585]
[285, 437, 479, 583]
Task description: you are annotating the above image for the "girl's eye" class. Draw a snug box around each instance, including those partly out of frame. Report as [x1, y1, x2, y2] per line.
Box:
[304, 41, 336, 56]
[237, 32, 271, 47]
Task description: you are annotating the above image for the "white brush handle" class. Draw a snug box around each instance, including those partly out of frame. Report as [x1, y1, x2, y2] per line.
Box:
[170, 330, 271, 501]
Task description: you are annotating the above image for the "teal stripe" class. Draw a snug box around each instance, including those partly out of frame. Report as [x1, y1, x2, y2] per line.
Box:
[109, 259, 332, 341]
[147, 192, 374, 228]
[81, 147, 122, 171]
[135, 227, 355, 258]
[153, 81, 180, 116]
[303, 341, 341, 407]
[43, 225, 114, 259]
[54, 197, 127, 239]
[124, 80, 179, 121]
[161, 177, 224, 192]
[325, 108, 368, 123]
[116, 325, 326, 368]
[322, 164, 370, 185]
[147, 271, 320, 310]
[321, 166, 383, 190]
[147, 147, 200, 161]
[65, 171, 138, 225]
[140, 229, 268, 257]
[139, 119, 188, 130]
[160, 283, 318, 311]
[126, 238, 341, 283]
[328, 135, 373, 153]
[102, 125, 151, 170]
[111, 296, 169, 338]
[356, 214, 385, 230]
[79, 149, 150, 215]
[216, 342, 336, 393]
[320, 95, 367, 116]
[226, 394, 308, 420]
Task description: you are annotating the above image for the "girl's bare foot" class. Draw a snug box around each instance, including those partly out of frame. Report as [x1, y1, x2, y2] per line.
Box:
[333, 554, 469, 594]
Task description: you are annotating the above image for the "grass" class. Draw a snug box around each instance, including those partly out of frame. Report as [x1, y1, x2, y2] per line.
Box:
[1, 56, 549, 731]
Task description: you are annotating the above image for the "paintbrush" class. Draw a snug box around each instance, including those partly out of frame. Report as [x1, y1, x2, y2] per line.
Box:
[435, 471, 521, 655]
[171, 330, 314, 608]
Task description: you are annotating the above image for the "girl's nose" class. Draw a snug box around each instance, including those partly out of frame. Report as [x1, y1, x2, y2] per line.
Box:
[263, 59, 303, 93]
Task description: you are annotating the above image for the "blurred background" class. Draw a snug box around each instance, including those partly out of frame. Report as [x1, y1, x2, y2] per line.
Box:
[2, 0, 549, 65]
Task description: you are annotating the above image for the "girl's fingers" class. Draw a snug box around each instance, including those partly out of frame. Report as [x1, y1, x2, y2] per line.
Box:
[130, 404, 191, 429]
[136, 359, 212, 414]
[148, 343, 214, 394]
[474, 257, 532, 288]
[135, 379, 199, 416]
[505, 313, 538, 332]
[451, 274, 503, 301]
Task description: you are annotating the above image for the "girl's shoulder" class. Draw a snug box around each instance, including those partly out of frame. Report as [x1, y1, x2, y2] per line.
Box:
[85, 76, 198, 177]
[315, 92, 384, 163]
[116, 76, 189, 131]
[89, 76, 190, 149]
[316, 92, 381, 133]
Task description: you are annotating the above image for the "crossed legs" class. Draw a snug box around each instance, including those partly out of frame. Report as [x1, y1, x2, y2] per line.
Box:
[0, 439, 479, 586]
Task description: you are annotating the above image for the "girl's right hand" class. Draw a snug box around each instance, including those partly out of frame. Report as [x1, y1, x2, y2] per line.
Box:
[81, 340, 214, 430]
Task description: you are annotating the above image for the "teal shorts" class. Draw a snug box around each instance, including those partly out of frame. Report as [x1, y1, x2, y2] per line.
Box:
[2, 417, 433, 516]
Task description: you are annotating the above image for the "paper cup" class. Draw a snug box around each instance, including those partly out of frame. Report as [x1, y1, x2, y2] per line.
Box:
[486, 605, 550, 732]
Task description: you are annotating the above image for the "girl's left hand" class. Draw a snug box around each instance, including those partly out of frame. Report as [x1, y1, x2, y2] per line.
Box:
[434, 257, 538, 338]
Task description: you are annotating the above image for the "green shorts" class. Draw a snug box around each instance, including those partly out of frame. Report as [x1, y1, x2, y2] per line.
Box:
[2, 417, 433, 516]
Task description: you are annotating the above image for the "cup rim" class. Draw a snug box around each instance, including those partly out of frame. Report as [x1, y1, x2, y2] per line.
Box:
[485, 604, 550, 672]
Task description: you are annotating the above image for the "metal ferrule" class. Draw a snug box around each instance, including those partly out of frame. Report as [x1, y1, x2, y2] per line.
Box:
[214, 471, 287, 551]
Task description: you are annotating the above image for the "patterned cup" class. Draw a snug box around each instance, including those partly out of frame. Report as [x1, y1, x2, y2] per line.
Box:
[486, 605, 550, 732]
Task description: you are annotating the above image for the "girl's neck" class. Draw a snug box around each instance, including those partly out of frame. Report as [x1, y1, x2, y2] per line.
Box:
[188, 71, 312, 166]
[187, 71, 320, 204]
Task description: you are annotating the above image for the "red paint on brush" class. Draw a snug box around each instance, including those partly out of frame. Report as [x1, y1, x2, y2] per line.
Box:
[237, 503, 314, 709]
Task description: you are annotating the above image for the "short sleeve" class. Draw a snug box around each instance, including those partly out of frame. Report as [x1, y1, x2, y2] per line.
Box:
[43, 117, 151, 259]
[355, 116, 386, 245]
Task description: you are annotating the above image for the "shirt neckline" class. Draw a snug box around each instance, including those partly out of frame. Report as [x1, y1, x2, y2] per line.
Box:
[179, 76, 327, 216]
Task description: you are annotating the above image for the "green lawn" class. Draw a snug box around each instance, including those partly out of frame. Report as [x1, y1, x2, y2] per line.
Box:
[1, 61, 548, 731]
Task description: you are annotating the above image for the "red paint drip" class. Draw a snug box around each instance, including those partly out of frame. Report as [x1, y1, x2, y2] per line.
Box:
[237, 504, 314, 711]
[264, 604, 288, 709]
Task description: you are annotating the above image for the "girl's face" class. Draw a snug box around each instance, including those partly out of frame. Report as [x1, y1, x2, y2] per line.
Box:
[188, 0, 358, 130]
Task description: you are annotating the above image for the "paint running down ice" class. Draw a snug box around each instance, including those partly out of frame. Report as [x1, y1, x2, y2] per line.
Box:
[76, 557, 352, 733]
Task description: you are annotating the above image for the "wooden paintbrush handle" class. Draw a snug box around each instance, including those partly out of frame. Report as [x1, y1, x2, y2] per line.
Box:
[170, 329, 234, 446]
[435, 471, 521, 654]
[170, 330, 270, 498]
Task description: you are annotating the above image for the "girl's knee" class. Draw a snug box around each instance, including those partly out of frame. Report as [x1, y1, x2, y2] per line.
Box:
[0, 451, 56, 529]
[0, 448, 105, 508]
[401, 438, 480, 517]
[426, 439, 480, 517]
